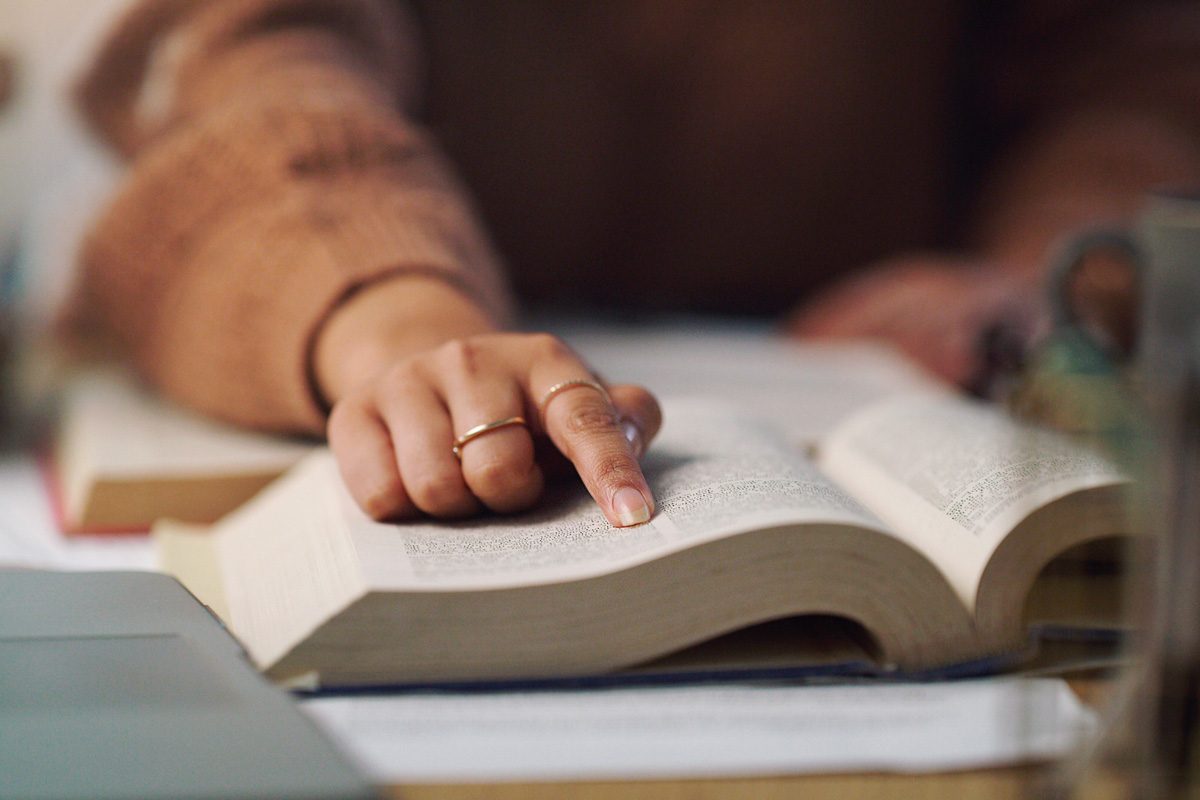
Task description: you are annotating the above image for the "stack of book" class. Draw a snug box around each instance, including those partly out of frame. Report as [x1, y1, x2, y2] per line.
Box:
[53, 339, 1132, 691]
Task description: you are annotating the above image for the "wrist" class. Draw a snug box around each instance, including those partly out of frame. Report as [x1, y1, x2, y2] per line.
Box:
[313, 274, 498, 405]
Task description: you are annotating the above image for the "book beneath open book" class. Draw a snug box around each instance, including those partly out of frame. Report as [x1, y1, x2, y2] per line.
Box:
[52, 370, 314, 533]
[158, 391, 1130, 689]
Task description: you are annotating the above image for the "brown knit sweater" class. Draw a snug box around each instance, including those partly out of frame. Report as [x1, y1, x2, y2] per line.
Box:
[73, 0, 1200, 434]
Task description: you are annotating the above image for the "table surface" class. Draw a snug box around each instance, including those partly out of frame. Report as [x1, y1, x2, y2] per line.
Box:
[387, 761, 1124, 800]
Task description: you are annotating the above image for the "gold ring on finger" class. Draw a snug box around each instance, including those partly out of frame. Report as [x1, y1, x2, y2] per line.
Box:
[538, 379, 610, 427]
[452, 416, 529, 461]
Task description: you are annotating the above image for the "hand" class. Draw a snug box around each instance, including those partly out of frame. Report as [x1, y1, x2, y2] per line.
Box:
[785, 254, 1040, 386]
[315, 278, 661, 527]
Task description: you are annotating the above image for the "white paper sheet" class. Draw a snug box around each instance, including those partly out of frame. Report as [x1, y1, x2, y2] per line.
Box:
[301, 678, 1096, 782]
[0, 455, 155, 571]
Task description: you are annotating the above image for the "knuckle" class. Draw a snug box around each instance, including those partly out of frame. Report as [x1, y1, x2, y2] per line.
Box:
[377, 361, 420, 397]
[468, 457, 544, 514]
[563, 403, 620, 437]
[326, 401, 356, 442]
[588, 449, 642, 488]
[437, 337, 481, 377]
[327, 396, 374, 448]
[468, 457, 525, 496]
[468, 445, 539, 494]
[527, 332, 573, 361]
[408, 470, 467, 513]
[361, 480, 410, 521]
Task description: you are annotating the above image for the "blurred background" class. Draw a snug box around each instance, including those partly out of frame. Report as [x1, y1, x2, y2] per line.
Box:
[0, 1, 126, 441]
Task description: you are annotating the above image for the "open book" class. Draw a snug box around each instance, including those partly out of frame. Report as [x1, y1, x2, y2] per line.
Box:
[158, 392, 1130, 689]
[52, 370, 313, 533]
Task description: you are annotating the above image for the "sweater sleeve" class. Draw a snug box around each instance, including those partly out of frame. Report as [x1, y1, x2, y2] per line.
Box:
[73, 0, 512, 434]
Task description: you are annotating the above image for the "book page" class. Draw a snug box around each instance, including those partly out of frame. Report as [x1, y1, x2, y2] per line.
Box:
[354, 398, 889, 592]
[205, 459, 367, 669]
[562, 324, 939, 444]
[60, 368, 313, 479]
[819, 394, 1125, 609]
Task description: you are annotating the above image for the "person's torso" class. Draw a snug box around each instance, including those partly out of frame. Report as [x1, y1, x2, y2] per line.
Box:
[414, 1, 973, 316]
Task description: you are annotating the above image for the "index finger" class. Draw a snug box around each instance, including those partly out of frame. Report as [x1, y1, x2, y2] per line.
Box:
[538, 379, 655, 527]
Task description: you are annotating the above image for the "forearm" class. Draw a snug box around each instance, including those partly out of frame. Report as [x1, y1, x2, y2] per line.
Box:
[75, 0, 512, 434]
[971, 110, 1200, 276]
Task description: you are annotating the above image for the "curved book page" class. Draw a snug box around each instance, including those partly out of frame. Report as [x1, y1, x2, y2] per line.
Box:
[818, 394, 1130, 650]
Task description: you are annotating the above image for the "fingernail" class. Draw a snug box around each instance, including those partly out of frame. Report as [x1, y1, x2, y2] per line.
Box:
[621, 417, 644, 458]
[612, 487, 651, 527]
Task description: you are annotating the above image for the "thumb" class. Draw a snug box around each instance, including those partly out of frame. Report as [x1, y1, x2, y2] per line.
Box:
[606, 384, 663, 459]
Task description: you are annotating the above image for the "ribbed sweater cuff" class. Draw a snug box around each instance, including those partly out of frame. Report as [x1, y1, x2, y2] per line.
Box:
[141, 177, 507, 435]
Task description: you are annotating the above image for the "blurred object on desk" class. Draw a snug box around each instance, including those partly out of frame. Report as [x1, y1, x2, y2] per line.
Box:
[0, 570, 376, 800]
[1131, 189, 1200, 799]
[991, 226, 1141, 442]
[0, 242, 19, 452]
[1035, 189, 1200, 798]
